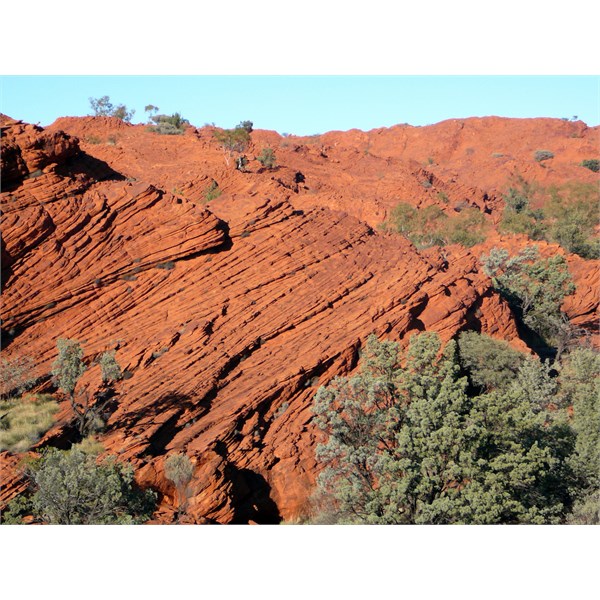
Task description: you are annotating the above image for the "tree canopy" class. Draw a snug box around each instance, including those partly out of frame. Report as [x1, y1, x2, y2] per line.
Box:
[481, 246, 576, 357]
[311, 332, 598, 524]
[89, 96, 135, 122]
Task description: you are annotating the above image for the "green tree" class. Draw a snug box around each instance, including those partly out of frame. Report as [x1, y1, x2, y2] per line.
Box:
[312, 334, 404, 523]
[481, 246, 576, 356]
[235, 155, 249, 172]
[561, 348, 600, 523]
[458, 331, 525, 392]
[312, 332, 579, 524]
[144, 104, 159, 120]
[112, 104, 135, 122]
[238, 120, 253, 133]
[89, 95, 114, 117]
[456, 384, 574, 524]
[213, 126, 251, 166]
[52, 338, 86, 398]
[89, 96, 135, 122]
[98, 351, 121, 384]
[52, 339, 121, 436]
[3, 447, 156, 524]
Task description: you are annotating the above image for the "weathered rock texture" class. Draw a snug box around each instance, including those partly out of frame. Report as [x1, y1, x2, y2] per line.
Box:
[1, 114, 598, 523]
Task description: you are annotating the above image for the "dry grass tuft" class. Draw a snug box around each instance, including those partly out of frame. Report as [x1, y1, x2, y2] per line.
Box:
[0, 394, 59, 453]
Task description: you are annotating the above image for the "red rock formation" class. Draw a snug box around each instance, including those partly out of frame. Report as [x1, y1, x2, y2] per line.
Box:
[1, 115, 597, 523]
[1, 114, 79, 186]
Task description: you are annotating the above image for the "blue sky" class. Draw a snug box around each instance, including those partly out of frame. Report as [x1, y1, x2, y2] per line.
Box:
[1, 76, 598, 135]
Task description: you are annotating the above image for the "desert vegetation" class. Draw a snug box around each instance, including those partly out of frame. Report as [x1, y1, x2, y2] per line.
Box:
[0, 394, 59, 453]
[384, 202, 488, 248]
[3, 445, 156, 524]
[481, 246, 577, 357]
[580, 159, 599, 172]
[89, 96, 135, 122]
[214, 124, 251, 166]
[147, 112, 189, 135]
[311, 331, 599, 524]
[535, 149, 554, 162]
[1, 340, 157, 525]
[203, 179, 222, 202]
[257, 147, 277, 169]
[1, 109, 597, 527]
[52, 339, 121, 437]
[0, 355, 37, 401]
[165, 453, 194, 520]
[500, 180, 599, 259]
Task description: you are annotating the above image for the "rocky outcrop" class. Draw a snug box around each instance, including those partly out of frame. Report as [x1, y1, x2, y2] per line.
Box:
[1, 116, 597, 522]
[1, 114, 79, 187]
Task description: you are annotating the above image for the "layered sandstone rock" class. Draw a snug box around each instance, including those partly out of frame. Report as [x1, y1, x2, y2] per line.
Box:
[1, 116, 597, 522]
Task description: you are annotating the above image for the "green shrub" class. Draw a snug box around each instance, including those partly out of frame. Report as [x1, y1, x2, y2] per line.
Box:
[311, 332, 580, 524]
[481, 246, 576, 355]
[568, 490, 600, 524]
[98, 351, 121, 384]
[3, 447, 156, 524]
[156, 261, 175, 270]
[204, 180, 221, 202]
[446, 208, 487, 247]
[388, 202, 446, 249]
[0, 395, 59, 453]
[85, 135, 102, 144]
[500, 185, 547, 240]
[499, 180, 598, 258]
[500, 207, 547, 239]
[235, 155, 249, 171]
[387, 202, 486, 249]
[165, 453, 194, 518]
[535, 150, 554, 162]
[458, 332, 525, 391]
[580, 159, 599, 173]
[545, 182, 600, 259]
[257, 147, 277, 169]
[147, 113, 189, 135]
[561, 348, 600, 487]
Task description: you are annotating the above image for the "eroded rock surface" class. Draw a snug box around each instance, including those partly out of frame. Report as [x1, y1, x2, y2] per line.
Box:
[1, 116, 597, 522]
